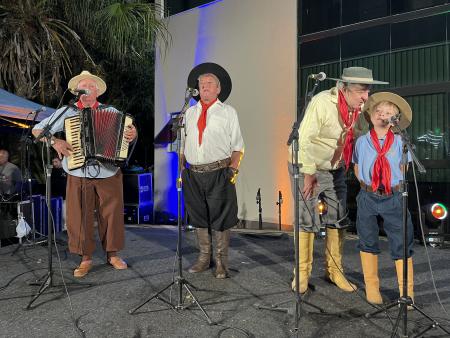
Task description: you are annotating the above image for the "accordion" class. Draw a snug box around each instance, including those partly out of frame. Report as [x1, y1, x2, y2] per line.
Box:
[64, 107, 134, 170]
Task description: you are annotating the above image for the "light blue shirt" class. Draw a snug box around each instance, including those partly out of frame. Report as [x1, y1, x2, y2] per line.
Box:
[352, 131, 411, 187]
[33, 104, 118, 179]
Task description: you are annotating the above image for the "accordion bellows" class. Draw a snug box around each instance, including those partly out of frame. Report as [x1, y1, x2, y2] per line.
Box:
[65, 107, 134, 170]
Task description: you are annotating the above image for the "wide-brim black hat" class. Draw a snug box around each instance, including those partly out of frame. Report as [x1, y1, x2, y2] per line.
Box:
[187, 62, 232, 102]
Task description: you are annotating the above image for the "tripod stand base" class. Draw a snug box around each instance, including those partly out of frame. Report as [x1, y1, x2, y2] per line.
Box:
[129, 276, 214, 325]
[25, 270, 92, 310]
[26, 271, 53, 310]
[365, 296, 450, 338]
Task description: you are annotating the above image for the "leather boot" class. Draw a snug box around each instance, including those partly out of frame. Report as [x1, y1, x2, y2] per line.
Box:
[291, 231, 314, 293]
[188, 228, 211, 273]
[395, 257, 414, 308]
[325, 228, 357, 292]
[360, 251, 383, 304]
[214, 229, 230, 279]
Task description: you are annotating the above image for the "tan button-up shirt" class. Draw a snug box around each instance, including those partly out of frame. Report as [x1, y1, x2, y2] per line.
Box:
[290, 87, 366, 175]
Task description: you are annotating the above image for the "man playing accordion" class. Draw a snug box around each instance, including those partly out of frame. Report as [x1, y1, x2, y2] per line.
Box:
[33, 70, 137, 278]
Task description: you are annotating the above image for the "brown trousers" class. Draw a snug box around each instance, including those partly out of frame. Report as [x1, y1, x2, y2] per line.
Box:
[66, 170, 125, 256]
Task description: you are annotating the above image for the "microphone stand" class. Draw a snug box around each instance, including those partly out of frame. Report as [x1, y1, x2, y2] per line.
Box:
[255, 79, 326, 335]
[366, 123, 450, 337]
[256, 188, 262, 230]
[26, 100, 78, 309]
[276, 191, 283, 231]
[129, 90, 213, 324]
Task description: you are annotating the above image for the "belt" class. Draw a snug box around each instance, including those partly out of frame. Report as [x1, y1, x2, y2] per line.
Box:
[189, 158, 231, 173]
[360, 182, 401, 196]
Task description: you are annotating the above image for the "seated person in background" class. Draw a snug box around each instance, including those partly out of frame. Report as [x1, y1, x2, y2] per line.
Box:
[353, 92, 414, 305]
[0, 149, 22, 199]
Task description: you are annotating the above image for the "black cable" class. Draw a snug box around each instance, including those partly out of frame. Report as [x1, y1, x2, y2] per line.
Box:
[411, 163, 450, 321]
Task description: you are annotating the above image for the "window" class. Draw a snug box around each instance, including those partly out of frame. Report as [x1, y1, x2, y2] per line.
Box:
[391, 0, 448, 15]
[300, 0, 341, 34]
[300, 36, 340, 66]
[341, 25, 390, 58]
[342, 0, 389, 25]
[391, 15, 446, 49]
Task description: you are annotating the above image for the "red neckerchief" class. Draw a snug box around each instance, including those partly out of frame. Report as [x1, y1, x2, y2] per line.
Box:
[76, 100, 100, 110]
[197, 99, 217, 145]
[338, 90, 360, 170]
[370, 128, 394, 193]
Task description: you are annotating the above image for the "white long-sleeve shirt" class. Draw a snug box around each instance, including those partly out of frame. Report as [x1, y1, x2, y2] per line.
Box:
[181, 100, 244, 165]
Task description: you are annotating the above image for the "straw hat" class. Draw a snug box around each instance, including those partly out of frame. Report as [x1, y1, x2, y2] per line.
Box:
[327, 67, 388, 85]
[363, 92, 412, 130]
[67, 70, 107, 96]
[187, 62, 232, 102]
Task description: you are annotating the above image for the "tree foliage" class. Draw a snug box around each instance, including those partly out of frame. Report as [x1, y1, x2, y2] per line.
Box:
[0, 0, 170, 168]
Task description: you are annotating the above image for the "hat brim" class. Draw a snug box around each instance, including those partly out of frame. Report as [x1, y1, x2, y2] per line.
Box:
[326, 77, 389, 85]
[363, 92, 412, 130]
[68, 71, 107, 96]
[187, 63, 232, 102]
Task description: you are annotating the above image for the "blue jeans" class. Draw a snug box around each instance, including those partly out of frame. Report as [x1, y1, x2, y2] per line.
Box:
[356, 189, 414, 260]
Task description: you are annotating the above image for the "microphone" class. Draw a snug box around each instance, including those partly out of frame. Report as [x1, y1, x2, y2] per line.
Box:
[187, 87, 199, 96]
[386, 114, 401, 125]
[31, 107, 46, 122]
[256, 188, 261, 203]
[31, 106, 46, 115]
[71, 89, 90, 95]
[308, 72, 326, 81]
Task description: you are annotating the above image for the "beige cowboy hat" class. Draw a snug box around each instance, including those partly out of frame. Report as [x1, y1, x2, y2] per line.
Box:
[68, 70, 107, 96]
[327, 67, 389, 85]
[363, 92, 412, 130]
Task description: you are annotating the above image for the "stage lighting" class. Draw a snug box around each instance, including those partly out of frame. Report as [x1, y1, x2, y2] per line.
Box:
[316, 194, 327, 238]
[316, 194, 327, 216]
[422, 202, 448, 247]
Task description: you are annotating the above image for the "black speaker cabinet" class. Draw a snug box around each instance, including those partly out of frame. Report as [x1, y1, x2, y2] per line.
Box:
[123, 173, 153, 205]
[124, 203, 153, 224]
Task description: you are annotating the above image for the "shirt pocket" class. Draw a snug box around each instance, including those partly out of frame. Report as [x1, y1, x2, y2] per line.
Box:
[206, 115, 228, 133]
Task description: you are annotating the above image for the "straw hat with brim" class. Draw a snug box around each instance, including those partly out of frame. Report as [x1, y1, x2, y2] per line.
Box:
[327, 67, 389, 85]
[363, 92, 412, 130]
[187, 62, 232, 102]
[68, 70, 107, 96]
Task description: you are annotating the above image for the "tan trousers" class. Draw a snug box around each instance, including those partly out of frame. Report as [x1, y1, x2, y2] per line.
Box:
[66, 170, 124, 256]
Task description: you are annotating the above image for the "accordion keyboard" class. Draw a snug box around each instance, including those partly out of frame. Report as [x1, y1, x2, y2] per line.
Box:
[64, 115, 85, 170]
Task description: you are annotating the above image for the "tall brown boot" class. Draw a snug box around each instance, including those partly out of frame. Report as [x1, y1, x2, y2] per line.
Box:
[360, 251, 383, 304]
[214, 229, 230, 279]
[395, 257, 414, 307]
[325, 228, 357, 292]
[291, 231, 314, 293]
[188, 228, 211, 273]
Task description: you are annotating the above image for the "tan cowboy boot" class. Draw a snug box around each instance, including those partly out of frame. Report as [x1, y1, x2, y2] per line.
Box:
[291, 231, 314, 293]
[188, 228, 211, 273]
[360, 251, 383, 304]
[395, 257, 414, 309]
[325, 228, 357, 292]
[214, 229, 231, 279]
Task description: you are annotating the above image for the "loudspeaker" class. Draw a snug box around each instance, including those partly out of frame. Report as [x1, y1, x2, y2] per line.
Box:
[40, 196, 63, 235]
[123, 173, 153, 205]
[124, 203, 153, 224]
